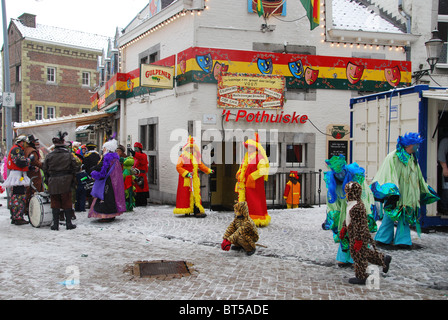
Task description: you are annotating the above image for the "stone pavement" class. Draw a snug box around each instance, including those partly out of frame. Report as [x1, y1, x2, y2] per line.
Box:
[1, 199, 448, 306]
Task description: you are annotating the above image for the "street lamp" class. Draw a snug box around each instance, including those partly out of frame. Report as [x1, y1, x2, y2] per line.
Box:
[412, 29, 444, 82]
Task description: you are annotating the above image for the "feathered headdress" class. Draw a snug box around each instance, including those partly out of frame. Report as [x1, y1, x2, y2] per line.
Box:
[325, 154, 346, 173]
[52, 131, 68, 146]
[397, 132, 424, 148]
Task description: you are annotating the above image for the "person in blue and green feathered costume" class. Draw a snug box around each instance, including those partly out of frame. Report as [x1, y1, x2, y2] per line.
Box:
[371, 132, 439, 248]
[322, 155, 378, 266]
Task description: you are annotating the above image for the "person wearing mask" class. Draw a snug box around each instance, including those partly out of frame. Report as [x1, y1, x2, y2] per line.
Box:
[173, 136, 213, 218]
[372, 133, 439, 248]
[235, 133, 270, 227]
[322, 155, 377, 266]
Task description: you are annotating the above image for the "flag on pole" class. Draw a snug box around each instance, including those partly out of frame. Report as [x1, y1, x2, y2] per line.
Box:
[256, 0, 264, 17]
[300, 0, 320, 30]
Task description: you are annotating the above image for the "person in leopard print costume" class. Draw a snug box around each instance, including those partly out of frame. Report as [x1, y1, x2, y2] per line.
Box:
[221, 201, 259, 256]
[341, 182, 392, 285]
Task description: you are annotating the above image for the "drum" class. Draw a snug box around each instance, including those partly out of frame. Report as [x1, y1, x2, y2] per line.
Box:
[28, 193, 52, 228]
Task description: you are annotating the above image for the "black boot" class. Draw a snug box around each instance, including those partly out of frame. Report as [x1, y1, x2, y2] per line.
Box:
[65, 209, 76, 230]
[383, 255, 392, 273]
[51, 209, 59, 230]
[348, 277, 366, 285]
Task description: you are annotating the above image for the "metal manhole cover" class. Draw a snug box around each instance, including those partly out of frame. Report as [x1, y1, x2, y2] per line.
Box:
[132, 260, 192, 279]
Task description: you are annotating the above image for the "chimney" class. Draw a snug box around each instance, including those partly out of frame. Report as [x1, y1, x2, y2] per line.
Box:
[18, 13, 36, 28]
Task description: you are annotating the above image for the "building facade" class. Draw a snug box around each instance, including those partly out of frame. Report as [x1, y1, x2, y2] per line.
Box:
[87, 0, 446, 210]
[2, 13, 109, 151]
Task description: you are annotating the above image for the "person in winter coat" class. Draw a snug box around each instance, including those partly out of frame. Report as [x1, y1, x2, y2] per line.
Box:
[128, 142, 149, 207]
[82, 142, 101, 175]
[221, 201, 259, 256]
[42, 132, 80, 230]
[235, 133, 270, 227]
[283, 171, 301, 209]
[340, 181, 392, 285]
[2, 135, 32, 225]
[173, 136, 213, 218]
[82, 142, 101, 208]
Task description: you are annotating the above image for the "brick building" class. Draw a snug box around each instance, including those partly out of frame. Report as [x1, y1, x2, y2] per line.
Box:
[1, 13, 109, 150]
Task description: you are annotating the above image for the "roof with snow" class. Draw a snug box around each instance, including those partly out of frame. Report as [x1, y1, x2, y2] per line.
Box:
[12, 18, 110, 52]
[332, 0, 404, 34]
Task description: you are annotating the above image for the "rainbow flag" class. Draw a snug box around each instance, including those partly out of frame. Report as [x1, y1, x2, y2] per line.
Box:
[301, 0, 320, 30]
[256, 0, 264, 17]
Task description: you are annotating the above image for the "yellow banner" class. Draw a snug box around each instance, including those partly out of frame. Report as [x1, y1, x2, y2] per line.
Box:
[140, 64, 174, 89]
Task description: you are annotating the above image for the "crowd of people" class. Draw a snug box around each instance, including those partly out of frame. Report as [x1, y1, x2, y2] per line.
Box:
[1, 131, 149, 229]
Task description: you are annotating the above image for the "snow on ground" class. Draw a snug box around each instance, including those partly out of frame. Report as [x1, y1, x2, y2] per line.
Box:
[1, 194, 448, 302]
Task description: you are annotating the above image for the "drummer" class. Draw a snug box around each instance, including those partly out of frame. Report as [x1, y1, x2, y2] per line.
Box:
[3, 135, 32, 225]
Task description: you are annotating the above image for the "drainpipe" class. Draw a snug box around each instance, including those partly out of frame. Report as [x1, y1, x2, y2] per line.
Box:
[398, 0, 411, 33]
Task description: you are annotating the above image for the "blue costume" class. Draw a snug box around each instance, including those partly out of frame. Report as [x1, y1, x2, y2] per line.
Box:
[322, 155, 378, 264]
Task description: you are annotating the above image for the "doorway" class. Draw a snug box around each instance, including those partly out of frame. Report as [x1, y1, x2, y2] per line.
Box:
[436, 109, 448, 215]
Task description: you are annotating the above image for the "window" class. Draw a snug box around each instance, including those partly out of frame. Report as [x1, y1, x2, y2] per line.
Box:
[438, 2, 448, 64]
[16, 65, 21, 82]
[47, 107, 55, 119]
[265, 142, 279, 167]
[82, 72, 90, 86]
[47, 67, 56, 83]
[35, 106, 43, 120]
[286, 144, 306, 167]
[99, 67, 105, 87]
[138, 44, 160, 67]
[139, 117, 158, 187]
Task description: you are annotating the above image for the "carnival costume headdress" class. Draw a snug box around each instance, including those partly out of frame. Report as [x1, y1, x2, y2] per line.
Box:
[181, 135, 203, 164]
[52, 131, 68, 147]
[242, 132, 269, 179]
[397, 132, 424, 147]
[324, 155, 366, 204]
[396, 132, 424, 165]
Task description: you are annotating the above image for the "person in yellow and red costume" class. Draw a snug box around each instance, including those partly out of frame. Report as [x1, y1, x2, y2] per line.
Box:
[235, 133, 270, 227]
[173, 136, 213, 218]
[283, 171, 301, 209]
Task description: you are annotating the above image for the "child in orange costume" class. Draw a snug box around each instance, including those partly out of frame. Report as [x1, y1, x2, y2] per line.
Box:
[283, 171, 301, 209]
[235, 133, 270, 227]
[173, 136, 213, 218]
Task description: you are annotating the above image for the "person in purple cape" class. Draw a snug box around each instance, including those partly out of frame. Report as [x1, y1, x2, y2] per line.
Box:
[88, 139, 126, 221]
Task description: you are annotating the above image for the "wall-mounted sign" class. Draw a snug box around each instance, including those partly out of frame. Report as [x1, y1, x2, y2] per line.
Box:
[222, 109, 308, 125]
[326, 124, 350, 159]
[2, 92, 16, 107]
[140, 64, 174, 89]
[217, 72, 285, 109]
